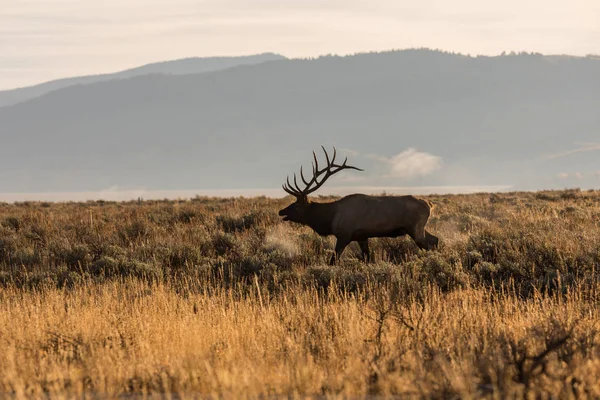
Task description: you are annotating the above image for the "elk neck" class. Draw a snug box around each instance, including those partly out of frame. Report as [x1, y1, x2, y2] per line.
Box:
[304, 201, 337, 236]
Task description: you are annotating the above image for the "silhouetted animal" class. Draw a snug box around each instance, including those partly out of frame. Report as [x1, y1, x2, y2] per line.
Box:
[279, 147, 438, 264]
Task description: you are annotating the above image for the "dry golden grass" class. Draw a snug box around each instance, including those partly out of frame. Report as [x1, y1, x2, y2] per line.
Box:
[0, 189, 599, 397]
[1, 280, 599, 398]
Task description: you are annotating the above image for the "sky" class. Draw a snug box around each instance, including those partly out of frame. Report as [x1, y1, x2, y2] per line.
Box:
[1, 0, 599, 90]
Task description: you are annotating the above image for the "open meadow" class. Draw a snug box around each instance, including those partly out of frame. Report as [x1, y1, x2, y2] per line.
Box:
[1, 189, 600, 398]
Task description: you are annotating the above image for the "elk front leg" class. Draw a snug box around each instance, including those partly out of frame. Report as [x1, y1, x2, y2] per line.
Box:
[358, 239, 371, 263]
[329, 236, 351, 265]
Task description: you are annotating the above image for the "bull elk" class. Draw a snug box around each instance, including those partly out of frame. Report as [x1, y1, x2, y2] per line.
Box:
[279, 147, 438, 264]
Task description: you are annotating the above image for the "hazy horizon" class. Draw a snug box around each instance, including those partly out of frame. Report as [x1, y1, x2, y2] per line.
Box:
[0, 185, 516, 203]
[2, 0, 599, 90]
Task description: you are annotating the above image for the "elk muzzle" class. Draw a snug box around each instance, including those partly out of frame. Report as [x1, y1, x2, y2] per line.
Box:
[278, 204, 295, 222]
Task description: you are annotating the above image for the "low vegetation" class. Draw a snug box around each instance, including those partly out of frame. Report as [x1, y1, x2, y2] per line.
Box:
[0, 189, 599, 397]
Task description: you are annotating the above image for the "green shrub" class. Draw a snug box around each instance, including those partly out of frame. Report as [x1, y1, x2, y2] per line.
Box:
[211, 232, 238, 257]
[49, 241, 91, 269]
[0, 236, 18, 263]
[379, 237, 416, 264]
[10, 246, 42, 267]
[90, 256, 162, 281]
[2, 216, 20, 232]
[163, 244, 203, 272]
[119, 220, 150, 243]
[216, 210, 277, 233]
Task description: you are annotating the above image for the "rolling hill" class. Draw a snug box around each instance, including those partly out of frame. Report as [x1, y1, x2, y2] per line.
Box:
[0, 53, 286, 108]
[0, 49, 598, 194]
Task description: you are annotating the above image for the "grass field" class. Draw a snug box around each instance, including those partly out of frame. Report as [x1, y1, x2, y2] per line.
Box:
[1, 189, 599, 398]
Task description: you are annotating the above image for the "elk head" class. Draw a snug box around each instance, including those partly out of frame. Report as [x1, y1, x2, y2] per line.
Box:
[279, 146, 363, 224]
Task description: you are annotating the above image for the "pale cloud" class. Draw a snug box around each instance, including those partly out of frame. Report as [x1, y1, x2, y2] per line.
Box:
[544, 142, 600, 159]
[1, 0, 600, 89]
[334, 174, 368, 184]
[557, 171, 598, 180]
[373, 148, 443, 180]
[339, 147, 359, 157]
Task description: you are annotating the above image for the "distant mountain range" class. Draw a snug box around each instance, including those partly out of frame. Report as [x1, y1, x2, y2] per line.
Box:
[0, 49, 598, 194]
[0, 53, 286, 108]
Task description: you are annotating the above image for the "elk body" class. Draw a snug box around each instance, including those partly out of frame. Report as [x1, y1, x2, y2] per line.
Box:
[279, 147, 438, 264]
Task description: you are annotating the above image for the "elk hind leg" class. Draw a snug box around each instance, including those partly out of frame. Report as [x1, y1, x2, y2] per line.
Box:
[409, 224, 430, 250]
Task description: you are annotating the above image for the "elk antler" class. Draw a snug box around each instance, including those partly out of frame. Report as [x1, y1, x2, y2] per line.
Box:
[282, 146, 363, 198]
